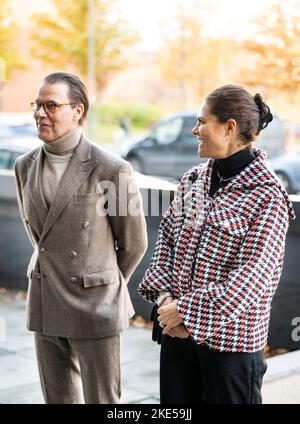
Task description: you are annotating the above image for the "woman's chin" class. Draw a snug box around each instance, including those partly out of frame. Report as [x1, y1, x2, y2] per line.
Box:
[198, 145, 207, 158]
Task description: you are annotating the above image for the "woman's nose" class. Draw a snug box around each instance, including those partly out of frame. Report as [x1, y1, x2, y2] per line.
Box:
[192, 125, 198, 135]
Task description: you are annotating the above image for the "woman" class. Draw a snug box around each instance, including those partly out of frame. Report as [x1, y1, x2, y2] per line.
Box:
[138, 84, 295, 404]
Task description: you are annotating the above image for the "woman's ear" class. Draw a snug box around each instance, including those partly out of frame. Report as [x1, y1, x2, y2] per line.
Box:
[226, 118, 237, 137]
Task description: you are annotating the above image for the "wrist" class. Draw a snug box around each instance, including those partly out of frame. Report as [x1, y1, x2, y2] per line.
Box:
[156, 291, 173, 307]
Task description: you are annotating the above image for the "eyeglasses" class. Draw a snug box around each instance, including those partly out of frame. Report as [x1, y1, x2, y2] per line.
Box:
[30, 101, 76, 114]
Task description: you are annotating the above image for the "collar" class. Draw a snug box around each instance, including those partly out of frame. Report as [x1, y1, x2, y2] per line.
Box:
[215, 147, 256, 178]
[202, 148, 295, 219]
[43, 126, 82, 156]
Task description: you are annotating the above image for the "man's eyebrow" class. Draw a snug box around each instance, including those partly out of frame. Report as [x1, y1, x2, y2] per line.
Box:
[34, 98, 56, 102]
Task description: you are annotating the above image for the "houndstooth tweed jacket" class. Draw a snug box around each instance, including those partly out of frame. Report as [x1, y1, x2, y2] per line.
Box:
[138, 148, 296, 352]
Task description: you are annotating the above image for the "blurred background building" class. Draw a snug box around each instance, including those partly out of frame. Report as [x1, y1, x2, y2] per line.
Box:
[1, 0, 300, 144]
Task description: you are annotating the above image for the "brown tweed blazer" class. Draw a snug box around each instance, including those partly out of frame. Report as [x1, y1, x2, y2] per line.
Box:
[14, 133, 147, 338]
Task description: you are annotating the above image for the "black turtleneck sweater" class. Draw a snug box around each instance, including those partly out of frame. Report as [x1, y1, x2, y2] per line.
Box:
[209, 148, 256, 197]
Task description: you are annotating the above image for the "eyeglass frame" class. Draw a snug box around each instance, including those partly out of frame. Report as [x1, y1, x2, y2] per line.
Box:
[30, 101, 77, 114]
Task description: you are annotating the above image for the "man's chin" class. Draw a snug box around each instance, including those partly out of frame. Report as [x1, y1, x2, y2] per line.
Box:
[37, 131, 54, 143]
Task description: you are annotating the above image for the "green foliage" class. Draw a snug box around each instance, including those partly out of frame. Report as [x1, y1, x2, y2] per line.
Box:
[97, 103, 162, 128]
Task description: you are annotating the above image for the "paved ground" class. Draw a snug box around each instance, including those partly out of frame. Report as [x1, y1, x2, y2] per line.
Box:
[0, 290, 300, 404]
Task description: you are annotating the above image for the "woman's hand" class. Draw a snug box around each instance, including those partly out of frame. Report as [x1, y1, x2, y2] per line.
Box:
[157, 299, 182, 334]
[160, 295, 174, 308]
[167, 324, 189, 339]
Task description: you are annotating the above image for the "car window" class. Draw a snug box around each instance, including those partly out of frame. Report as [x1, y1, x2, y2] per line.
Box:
[0, 123, 36, 139]
[180, 117, 198, 143]
[0, 150, 11, 169]
[0, 127, 15, 138]
[13, 124, 36, 136]
[153, 118, 183, 145]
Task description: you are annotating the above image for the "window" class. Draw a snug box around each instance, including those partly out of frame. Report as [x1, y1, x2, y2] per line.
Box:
[153, 118, 183, 145]
[180, 117, 198, 143]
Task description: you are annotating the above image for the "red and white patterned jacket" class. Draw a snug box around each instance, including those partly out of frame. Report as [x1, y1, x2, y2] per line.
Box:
[138, 149, 296, 352]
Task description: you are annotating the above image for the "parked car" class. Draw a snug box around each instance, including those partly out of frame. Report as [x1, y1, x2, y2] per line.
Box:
[0, 113, 36, 140]
[0, 138, 41, 170]
[269, 151, 300, 194]
[120, 111, 287, 179]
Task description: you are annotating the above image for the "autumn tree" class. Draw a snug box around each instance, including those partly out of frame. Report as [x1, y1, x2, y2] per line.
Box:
[241, 1, 300, 97]
[157, 2, 236, 108]
[0, 0, 24, 82]
[30, 0, 137, 92]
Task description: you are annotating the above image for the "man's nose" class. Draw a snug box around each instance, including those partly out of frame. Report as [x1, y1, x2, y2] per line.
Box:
[36, 105, 47, 118]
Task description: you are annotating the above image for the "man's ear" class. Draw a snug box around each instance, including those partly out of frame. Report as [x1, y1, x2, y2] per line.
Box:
[74, 104, 84, 121]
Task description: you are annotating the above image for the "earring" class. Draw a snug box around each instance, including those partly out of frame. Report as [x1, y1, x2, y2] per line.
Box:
[225, 135, 230, 142]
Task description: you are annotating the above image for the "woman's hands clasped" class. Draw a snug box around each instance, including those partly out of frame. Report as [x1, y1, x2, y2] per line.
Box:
[157, 298, 189, 339]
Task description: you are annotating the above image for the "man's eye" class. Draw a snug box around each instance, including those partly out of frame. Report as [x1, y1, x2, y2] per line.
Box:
[46, 103, 56, 110]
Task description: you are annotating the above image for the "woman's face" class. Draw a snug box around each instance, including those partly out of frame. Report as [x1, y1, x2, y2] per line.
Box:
[192, 101, 233, 159]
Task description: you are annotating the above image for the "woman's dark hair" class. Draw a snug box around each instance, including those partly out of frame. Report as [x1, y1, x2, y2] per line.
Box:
[43, 72, 89, 125]
[205, 84, 273, 143]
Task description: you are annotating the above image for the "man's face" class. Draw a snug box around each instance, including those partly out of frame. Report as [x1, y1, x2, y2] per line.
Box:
[34, 82, 81, 142]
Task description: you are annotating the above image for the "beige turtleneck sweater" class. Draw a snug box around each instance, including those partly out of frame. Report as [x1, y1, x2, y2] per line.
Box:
[42, 126, 82, 207]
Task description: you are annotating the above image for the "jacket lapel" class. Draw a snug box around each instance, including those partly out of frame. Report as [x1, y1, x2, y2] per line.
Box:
[26, 147, 50, 238]
[40, 134, 98, 241]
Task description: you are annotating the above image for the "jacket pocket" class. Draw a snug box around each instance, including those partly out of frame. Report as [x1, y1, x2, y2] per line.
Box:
[83, 270, 118, 288]
[199, 208, 250, 266]
[74, 192, 102, 205]
[206, 208, 250, 237]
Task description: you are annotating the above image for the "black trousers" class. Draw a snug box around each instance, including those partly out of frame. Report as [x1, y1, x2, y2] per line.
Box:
[160, 335, 268, 404]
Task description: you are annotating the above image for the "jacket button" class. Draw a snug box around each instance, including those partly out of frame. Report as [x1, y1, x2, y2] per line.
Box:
[69, 251, 77, 258]
[82, 221, 90, 229]
[40, 247, 46, 253]
[34, 273, 41, 279]
[70, 277, 77, 283]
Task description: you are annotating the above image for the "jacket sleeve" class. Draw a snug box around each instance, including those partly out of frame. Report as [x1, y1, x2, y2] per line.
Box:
[108, 161, 148, 283]
[138, 166, 200, 303]
[14, 159, 35, 248]
[177, 194, 290, 343]
[138, 202, 175, 302]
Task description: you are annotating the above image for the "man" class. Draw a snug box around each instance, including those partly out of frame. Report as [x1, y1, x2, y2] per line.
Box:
[14, 72, 148, 404]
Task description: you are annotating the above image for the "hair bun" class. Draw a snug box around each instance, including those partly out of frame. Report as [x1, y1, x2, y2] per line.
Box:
[254, 93, 273, 134]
